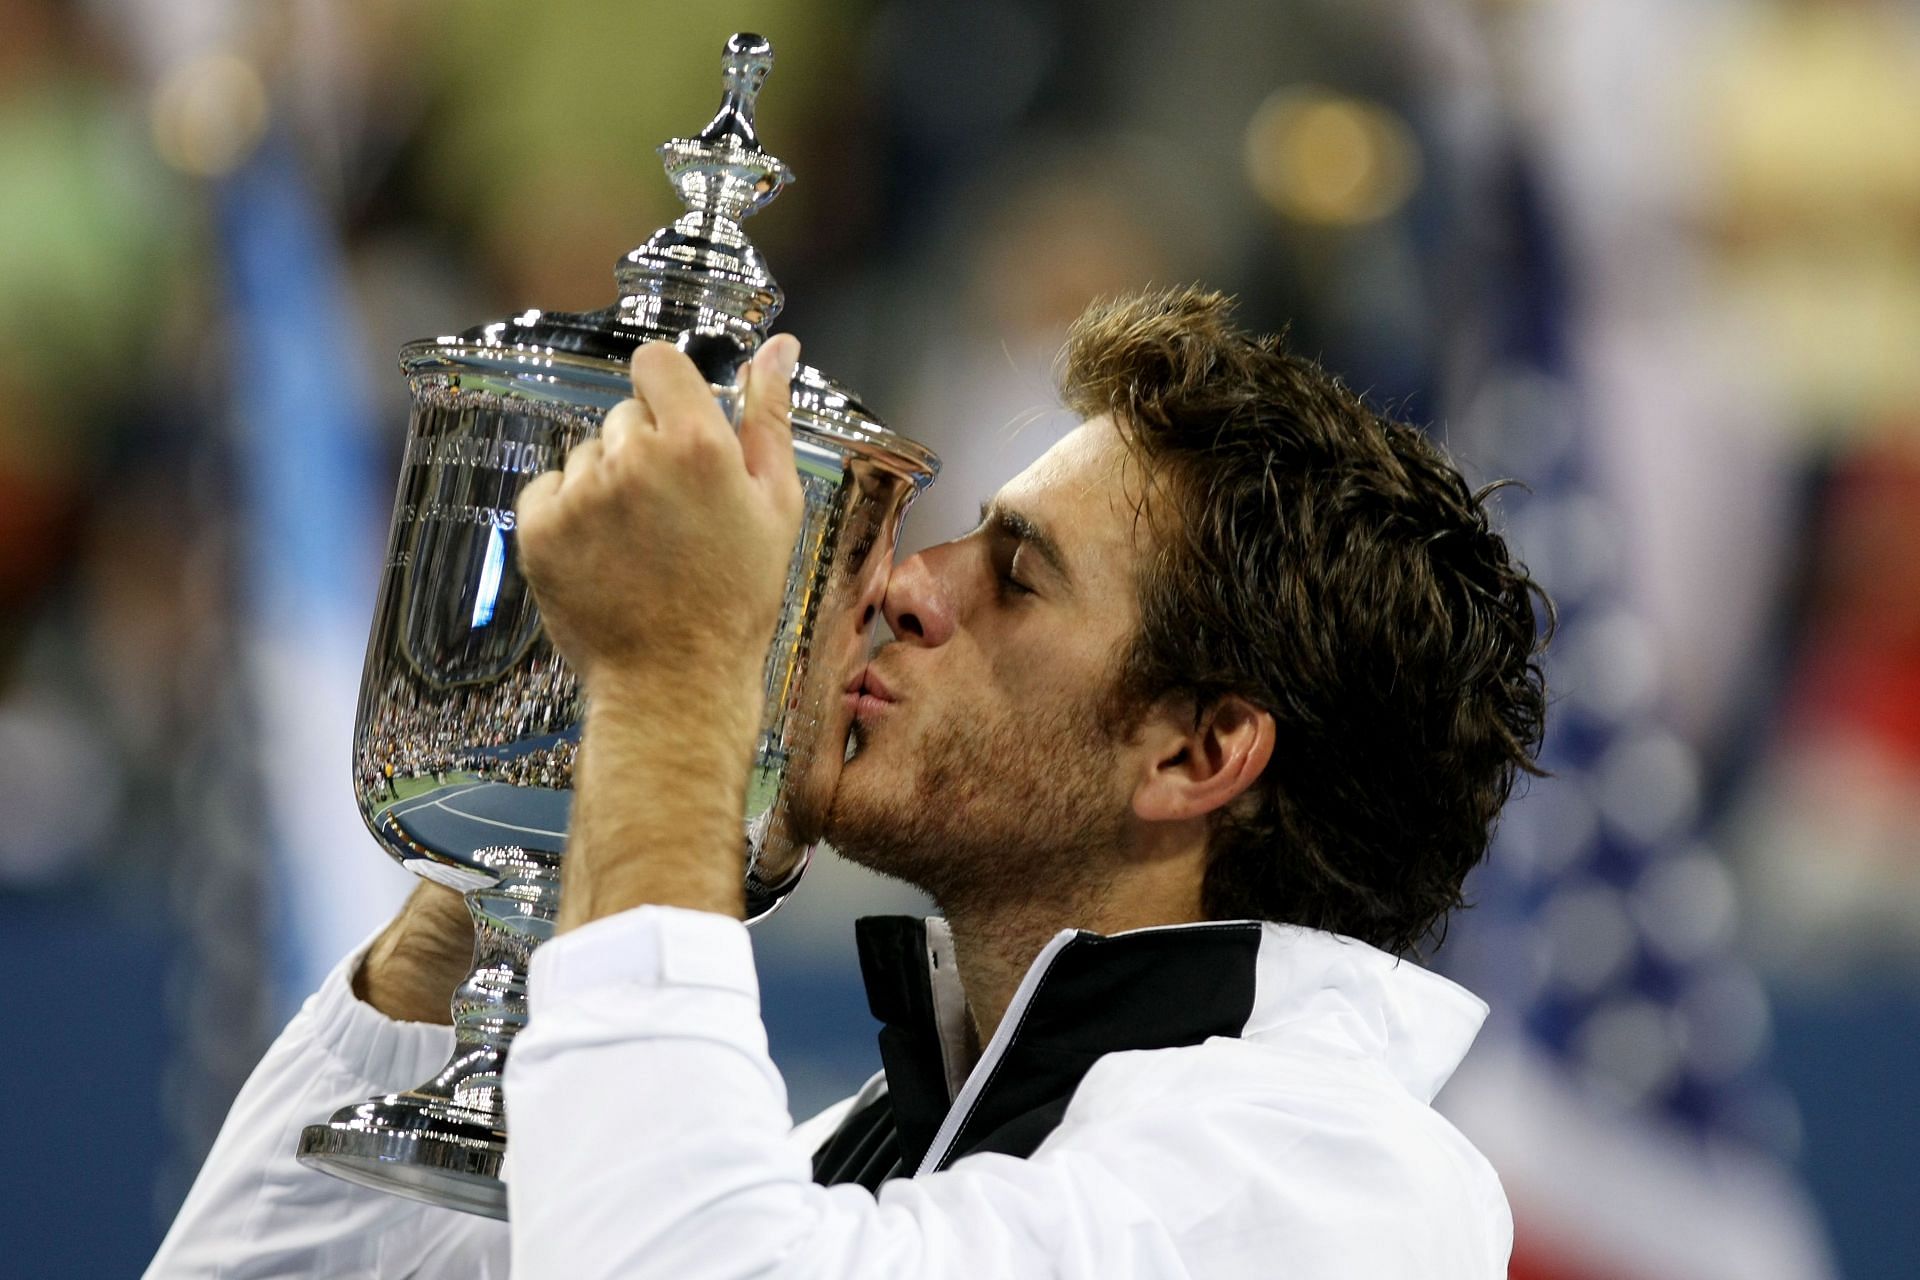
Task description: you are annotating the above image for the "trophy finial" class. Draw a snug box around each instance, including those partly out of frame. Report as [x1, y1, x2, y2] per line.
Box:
[614, 32, 794, 353]
[702, 33, 774, 147]
[655, 31, 793, 223]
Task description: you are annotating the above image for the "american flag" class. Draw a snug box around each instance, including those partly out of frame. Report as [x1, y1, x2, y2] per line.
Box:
[1431, 156, 1835, 1280]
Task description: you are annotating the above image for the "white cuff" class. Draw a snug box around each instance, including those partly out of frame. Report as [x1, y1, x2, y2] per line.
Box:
[303, 930, 458, 1093]
[527, 904, 759, 1007]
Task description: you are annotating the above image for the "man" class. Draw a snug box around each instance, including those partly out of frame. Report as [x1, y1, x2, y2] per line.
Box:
[149, 288, 1546, 1277]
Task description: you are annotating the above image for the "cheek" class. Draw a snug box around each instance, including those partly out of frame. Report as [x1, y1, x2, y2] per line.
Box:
[982, 624, 1118, 714]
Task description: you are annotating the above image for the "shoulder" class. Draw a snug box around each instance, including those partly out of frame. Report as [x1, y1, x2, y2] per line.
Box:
[1035, 1038, 1512, 1271]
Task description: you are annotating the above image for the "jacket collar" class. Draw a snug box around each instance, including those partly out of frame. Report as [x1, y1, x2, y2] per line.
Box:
[856, 915, 1267, 1175]
[1241, 922, 1488, 1103]
[852, 914, 1489, 1173]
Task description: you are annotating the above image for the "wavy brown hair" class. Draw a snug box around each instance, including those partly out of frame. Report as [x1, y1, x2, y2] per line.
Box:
[1063, 287, 1550, 954]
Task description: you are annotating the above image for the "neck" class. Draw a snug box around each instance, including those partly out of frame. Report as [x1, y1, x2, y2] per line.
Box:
[942, 858, 1207, 1047]
[941, 900, 1068, 1052]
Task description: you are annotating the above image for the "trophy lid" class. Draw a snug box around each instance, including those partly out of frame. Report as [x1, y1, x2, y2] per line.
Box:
[399, 33, 933, 483]
[614, 31, 792, 341]
[423, 33, 791, 366]
[615, 31, 791, 333]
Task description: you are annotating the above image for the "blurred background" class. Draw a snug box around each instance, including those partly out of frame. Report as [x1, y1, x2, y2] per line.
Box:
[3, 0, 1916, 1274]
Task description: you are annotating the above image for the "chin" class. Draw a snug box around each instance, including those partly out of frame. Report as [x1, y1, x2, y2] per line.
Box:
[821, 732, 905, 848]
[842, 707, 913, 773]
[779, 715, 859, 845]
[832, 731, 884, 798]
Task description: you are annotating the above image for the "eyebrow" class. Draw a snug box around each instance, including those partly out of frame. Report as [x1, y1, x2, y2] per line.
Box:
[978, 499, 1073, 586]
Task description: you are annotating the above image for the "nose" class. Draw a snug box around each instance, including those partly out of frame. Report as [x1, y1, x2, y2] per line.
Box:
[881, 546, 956, 647]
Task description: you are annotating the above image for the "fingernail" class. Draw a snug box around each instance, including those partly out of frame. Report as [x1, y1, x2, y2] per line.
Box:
[766, 333, 802, 377]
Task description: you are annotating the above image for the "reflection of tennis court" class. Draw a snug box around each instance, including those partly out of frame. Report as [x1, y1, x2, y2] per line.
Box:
[378, 779, 571, 859]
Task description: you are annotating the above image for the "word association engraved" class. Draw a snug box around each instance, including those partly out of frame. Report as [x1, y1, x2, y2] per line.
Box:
[395, 432, 561, 535]
[403, 433, 556, 475]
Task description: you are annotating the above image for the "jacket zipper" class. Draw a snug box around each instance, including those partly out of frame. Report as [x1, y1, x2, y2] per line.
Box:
[913, 928, 1080, 1176]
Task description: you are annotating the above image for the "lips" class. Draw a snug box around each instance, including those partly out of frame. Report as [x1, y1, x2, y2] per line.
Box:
[845, 663, 899, 721]
[855, 664, 898, 702]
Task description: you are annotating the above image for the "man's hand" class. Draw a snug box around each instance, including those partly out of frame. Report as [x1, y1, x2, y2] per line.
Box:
[353, 881, 475, 1023]
[515, 336, 805, 707]
[515, 335, 805, 931]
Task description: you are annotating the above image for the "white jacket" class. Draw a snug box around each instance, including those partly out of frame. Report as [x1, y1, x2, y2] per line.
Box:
[148, 906, 1511, 1278]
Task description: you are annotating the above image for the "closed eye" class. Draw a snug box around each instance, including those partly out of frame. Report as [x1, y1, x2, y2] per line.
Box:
[991, 539, 1036, 600]
[976, 498, 1067, 603]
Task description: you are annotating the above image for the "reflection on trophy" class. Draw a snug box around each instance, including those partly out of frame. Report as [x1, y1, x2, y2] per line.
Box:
[294, 33, 939, 1219]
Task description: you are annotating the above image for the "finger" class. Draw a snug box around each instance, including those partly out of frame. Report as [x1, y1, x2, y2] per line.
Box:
[515, 467, 563, 535]
[739, 335, 801, 482]
[630, 340, 735, 445]
[560, 437, 604, 491]
[600, 398, 652, 457]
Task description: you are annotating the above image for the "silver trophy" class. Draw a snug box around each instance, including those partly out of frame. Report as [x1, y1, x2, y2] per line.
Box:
[295, 33, 938, 1218]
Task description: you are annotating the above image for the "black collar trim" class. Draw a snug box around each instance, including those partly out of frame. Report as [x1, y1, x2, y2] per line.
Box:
[811, 916, 1263, 1188]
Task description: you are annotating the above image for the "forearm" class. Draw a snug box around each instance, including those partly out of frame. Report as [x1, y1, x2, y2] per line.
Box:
[556, 667, 760, 930]
[505, 908, 1172, 1280]
[508, 908, 803, 1277]
[148, 938, 505, 1278]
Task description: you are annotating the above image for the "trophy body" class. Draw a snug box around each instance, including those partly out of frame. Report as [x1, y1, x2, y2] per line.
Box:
[295, 34, 937, 1219]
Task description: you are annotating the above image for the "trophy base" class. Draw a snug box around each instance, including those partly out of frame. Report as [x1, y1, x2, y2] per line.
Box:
[298, 1094, 508, 1220]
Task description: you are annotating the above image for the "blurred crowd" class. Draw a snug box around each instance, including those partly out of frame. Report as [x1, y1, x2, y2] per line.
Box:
[3, 0, 1917, 1275]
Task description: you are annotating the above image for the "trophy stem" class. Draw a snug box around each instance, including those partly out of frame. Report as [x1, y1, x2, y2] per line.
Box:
[297, 845, 560, 1220]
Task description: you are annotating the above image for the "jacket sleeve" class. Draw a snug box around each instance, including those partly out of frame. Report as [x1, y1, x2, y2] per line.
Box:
[144, 939, 511, 1279]
[507, 907, 1506, 1280]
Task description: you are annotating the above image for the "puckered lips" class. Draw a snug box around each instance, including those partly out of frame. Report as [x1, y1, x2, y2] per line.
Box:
[845, 663, 900, 722]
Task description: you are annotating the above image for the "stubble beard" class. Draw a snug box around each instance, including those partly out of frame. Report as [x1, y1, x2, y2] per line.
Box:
[823, 691, 1130, 921]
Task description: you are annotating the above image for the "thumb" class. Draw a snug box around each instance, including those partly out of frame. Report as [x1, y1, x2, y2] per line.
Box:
[739, 334, 801, 482]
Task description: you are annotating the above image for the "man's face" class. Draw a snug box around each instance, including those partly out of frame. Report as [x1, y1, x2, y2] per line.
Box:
[824, 414, 1153, 911]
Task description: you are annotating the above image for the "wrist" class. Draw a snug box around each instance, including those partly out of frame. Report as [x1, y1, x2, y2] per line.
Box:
[583, 661, 763, 754]
[354, 883, 475, 1024]
[558, 669, 758, 932]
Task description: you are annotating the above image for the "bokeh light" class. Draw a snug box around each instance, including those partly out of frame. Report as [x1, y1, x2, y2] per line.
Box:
[150, 52, 269, 178]
[1242, 87, 1422, 227]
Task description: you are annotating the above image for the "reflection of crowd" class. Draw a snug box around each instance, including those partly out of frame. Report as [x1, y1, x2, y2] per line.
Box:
[490, 736, 577, 790]
[356, 656, 580, 805]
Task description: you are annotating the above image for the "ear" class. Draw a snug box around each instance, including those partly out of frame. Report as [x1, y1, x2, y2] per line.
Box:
[1131, 694, 1276, 825]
